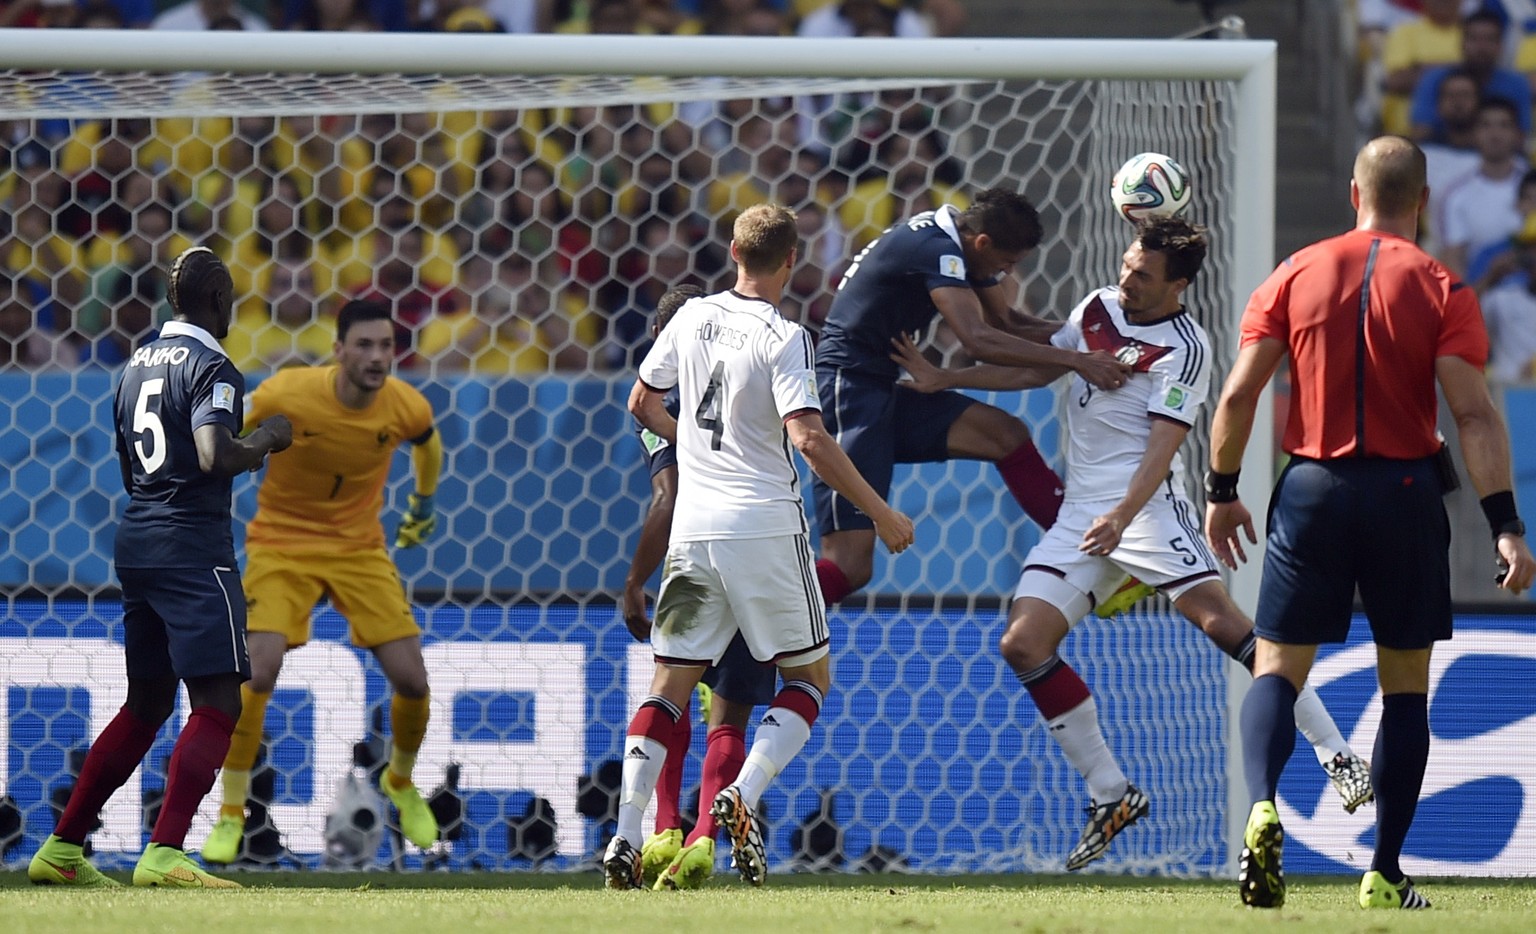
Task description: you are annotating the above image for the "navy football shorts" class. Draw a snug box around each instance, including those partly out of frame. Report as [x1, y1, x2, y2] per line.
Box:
[702, 630, 778, 707]
[813, 366, 976, 534]
[1255, 456, 1452, 649]
[119, 565, 251, 681]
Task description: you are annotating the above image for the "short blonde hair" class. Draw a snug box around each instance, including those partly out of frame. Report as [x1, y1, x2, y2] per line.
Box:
[1353, 136, 1426, 217]
[732, 203, 798, 275]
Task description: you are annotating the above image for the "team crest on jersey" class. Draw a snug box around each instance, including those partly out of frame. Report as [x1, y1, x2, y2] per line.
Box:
[938, 254, 966, 280]
[212, 382, 236, 412]
[1081, 297, 1172, 373]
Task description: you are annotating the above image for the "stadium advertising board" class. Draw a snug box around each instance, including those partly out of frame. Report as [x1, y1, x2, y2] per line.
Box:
[4, 604, 1533, 876]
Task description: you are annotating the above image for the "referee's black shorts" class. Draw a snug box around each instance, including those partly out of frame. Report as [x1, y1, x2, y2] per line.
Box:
[1254, 455, 1452, 649]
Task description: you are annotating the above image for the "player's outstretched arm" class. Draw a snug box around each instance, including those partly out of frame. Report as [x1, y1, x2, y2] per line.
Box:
[889, 334, 1062, 394]
[1438, 354, 1536, 593]
[196, 415, 292, 477]
[974, 278, 1060, 343]
[786, 412, 914, 554]
[932, 286, 1129, 390]
[622, 464, 677, 642]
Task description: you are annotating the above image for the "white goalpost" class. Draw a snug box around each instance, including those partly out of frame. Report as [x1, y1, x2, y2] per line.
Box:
[0, 30, 1274, 875]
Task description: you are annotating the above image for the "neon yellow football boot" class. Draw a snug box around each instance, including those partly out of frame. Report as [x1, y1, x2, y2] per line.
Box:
[380, 772, 440, 849]
[28, 834, 121, 887]
[656, 837, 716, 891]
[200, 814, 244, 864]
[133, 843, 241, 888]
[640, 827, 682, 888]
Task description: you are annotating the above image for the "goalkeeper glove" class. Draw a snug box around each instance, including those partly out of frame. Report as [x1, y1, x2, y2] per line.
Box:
[394, 493, 437, 549]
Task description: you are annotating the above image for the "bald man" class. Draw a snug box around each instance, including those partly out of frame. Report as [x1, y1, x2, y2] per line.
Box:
[1206, 136, 1536, 910]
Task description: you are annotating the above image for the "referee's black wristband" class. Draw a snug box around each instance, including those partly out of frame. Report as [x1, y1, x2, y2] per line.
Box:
[1204, 469, 1241, 504]
[1480, 491, 1526, 539]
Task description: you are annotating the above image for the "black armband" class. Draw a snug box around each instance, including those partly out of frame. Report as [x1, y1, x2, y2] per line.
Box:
[1480, 491, 1526, 539]
[1204, 469, 1241, 504]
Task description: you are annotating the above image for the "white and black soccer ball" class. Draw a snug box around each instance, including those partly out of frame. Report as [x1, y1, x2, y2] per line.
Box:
[1110, 152, 1193, 224]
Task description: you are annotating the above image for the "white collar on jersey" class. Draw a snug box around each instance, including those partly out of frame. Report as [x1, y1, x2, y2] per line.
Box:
[935, 204, 963, 246]
[160, 319, 229, 358]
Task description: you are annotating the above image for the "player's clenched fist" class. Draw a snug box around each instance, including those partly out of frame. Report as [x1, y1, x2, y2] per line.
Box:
[256, 414, 294, 453]
[875, 507, 916, 554]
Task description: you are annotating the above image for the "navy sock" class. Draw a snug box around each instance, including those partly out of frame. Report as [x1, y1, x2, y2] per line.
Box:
[1370, 693, 1429, 882]
[1241, 674, 1298, 804]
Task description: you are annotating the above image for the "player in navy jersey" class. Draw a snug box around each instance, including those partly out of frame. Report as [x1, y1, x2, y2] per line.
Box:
[622, 283, 781, 890]
[28, 246, 291, 890]
[812, 188, 1133, 606]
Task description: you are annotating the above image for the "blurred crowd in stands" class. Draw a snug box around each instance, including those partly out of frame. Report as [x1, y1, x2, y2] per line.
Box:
[1358, 0, 1536, 381]
[0, 0, 967, 374]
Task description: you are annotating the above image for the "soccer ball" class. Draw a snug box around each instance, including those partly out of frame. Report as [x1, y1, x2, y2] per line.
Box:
[1110, 152, 1192, 224]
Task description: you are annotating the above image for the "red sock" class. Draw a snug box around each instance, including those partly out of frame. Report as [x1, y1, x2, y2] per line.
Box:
[815, 558, 853, 605]
[654, 699, 691, 833]
[56, 706, 160, 845]
[996, 440, 1063, 529]
[1021, 660, 1092, 720]
[772, 681, 824, 726]
[627, 696, 682, 744]
[150, 706, 235, 849]
[685, 725, 747, 846]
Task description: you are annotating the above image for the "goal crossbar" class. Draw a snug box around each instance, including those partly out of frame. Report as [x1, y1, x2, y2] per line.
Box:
[1, 30, 1275, 81]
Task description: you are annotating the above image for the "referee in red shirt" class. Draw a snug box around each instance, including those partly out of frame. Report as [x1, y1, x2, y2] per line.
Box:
[1204, 136, 1536, 911]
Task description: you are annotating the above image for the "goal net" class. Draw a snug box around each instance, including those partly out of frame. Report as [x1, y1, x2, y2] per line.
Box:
[0, 31, 1274, 875]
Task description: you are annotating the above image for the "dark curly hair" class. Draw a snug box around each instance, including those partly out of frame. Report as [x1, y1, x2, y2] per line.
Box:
[1135, 216, 1208, 284]
[961, 188, 1043, 253]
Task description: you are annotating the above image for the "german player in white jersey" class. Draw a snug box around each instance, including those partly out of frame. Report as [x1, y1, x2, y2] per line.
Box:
[894, 217, 1371, 871]
[610, 203, 915, 889]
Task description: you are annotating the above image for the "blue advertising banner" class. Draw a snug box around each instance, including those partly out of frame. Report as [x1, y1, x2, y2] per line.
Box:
[1278, 612, 1536, 876]
[3, 599, 1227, 876]
[5, 601, 1531, 876]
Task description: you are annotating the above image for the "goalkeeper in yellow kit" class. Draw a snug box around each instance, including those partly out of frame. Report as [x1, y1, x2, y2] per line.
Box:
[202, 299, 443, 864]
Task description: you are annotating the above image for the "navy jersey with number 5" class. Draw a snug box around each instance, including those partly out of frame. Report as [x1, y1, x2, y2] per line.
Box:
[113, 320, 246, 569]
[816, 205, 990, 381]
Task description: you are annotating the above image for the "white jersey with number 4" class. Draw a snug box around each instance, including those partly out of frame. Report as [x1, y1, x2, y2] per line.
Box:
[638, 289, 820, 541]
[1050, 286, 1213, 502]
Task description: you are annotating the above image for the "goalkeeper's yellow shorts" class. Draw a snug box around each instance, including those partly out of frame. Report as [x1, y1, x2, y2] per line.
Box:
[244, 545, 419, 649]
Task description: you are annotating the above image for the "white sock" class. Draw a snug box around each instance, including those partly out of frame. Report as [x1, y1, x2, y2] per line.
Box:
[1294, 682, 1350, 765]
[734, 706, 813, 809]
[1046, 697, 1129, 803]
[616, 734, 667, 845]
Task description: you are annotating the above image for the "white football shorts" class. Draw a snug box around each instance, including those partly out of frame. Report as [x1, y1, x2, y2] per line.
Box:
[1013, 486, 1221, 623]
[652, 533, 830, 668]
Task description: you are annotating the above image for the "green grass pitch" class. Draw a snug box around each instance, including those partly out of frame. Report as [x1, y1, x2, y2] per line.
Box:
[4, 871, 1535, 933]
